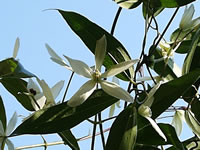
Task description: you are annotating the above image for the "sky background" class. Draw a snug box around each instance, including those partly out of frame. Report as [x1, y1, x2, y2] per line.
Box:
[0, 0, 200, 149]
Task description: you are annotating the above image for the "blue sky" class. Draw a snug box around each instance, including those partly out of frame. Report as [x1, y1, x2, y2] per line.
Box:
[0, 0, 200, 149]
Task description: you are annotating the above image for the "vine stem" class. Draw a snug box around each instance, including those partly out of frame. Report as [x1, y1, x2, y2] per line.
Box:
[62, 72, 74, 103]
[91, 115, 97, 150]
[111, 7, 122, 35]
[98, 113, 106, 149]
[149, 7, 180, 56]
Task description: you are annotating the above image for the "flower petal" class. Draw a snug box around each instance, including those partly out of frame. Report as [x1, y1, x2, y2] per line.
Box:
[145, 116, 167, 141]
[5, 139, 15, 150]
[32, 93, 46, 110]
[100, 80, 133, 102]
[6, 112, 17, 136]
[27, 78, 41, 94]
[179, 4, 194, 30]
[51, 80, 64, 99]
[67, 80, 96, 107]
[64, 55, 93, 78]
[138, 105, 152, 118]
[143, 81, 162, 107]
[46, 44, 72, 71]
[0, 121, 4, 135]
[95, 35, 107, 71]
[101, 59, 139, 78]
[36, 79, 55, 106]
[12, 37, 20, 59]
[171, 110, 184, 136]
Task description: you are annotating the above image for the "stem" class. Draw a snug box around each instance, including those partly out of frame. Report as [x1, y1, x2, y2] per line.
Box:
[15, 141, 64, 150]
[146, 64, 156, 84]
[91, 115, 97, 150]
[98, 113, 106, 149]
[62, 72, 74, 103]
[87, 116, 116, 124]
[111, 7, 122, 35]
[150, 7, 179, 56]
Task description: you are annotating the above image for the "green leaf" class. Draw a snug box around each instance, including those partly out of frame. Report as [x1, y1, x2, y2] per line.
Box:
[174, 40, 192, 54]
[142, 2, 164, 18]
[0, 58, 35, 78]
[0, 78, 35, 111]
[58, 130, 80, 150]
[148, 0, 195, 8]
[151, 69, 200, 119]
[12, 90, 118, 135]
[182, 28, 200, 75]
[0, 96, 7, 129]
[137, 123, 185, 149]
[133, 145, 160, 150]
[170, 29, 192, 42]
[151, 48, 181, 80]
[106, 105, 137, 150]
[58, 10, 134, 81]
[114, 0, 141, 9]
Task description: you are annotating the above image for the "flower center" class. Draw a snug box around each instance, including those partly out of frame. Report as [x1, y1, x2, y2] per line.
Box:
[92, 69, 101, 82]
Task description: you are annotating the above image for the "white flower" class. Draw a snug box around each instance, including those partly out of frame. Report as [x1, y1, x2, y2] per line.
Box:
[159, 40, 173, 58]
[179, 4, 200, 31]
[138, 81, 167, 141]
[171, 110, 184, 136]
[27, 78, 64, 110]
[0, 112, 17, 150]
[66, 35, 139, 107]
[184, 108, 200, 139]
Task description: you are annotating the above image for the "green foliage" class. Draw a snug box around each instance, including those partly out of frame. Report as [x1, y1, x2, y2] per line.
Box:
[12, 90, 118, 135]
[106, 105, 137, 150]
[0, 96, 7, 129]
[1, 0, 200, 149]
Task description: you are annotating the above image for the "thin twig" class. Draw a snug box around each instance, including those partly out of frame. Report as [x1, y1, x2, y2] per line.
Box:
[91, 115, 97, 150]
[98, 113, 106, 149]
[62, 72, 74, 103]
[111, 7, 122, 35]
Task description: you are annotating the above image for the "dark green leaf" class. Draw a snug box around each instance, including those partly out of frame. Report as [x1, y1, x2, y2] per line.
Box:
[58, 130, 80, 150]
[0, 96, 7, 129]
[0, 58, 35, 78]
[182, 28, 200, 75]
[142, 2, 164, 18]
[174, 40, 192, 54]
[106, 105, 137, 150]
[134, 144, 160, 150]
[151, 69, 200, 118]
[137, 123, 185, 149]
[148, 0, 195, 8]
[12, 90, 118, 135]
[58, 10, 134, 81]
[0, 78, 35, 111]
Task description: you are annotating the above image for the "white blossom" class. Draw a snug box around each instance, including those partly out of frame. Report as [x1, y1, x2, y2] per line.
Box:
[66, 35, 138, 107]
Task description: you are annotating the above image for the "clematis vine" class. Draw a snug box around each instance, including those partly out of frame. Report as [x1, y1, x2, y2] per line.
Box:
[63, 35, 138, 107]
[0, 112, 17, 150]
[27, 78, 64, 110]
[179, 4, 200, 31]
[138, 81, 167, 141]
